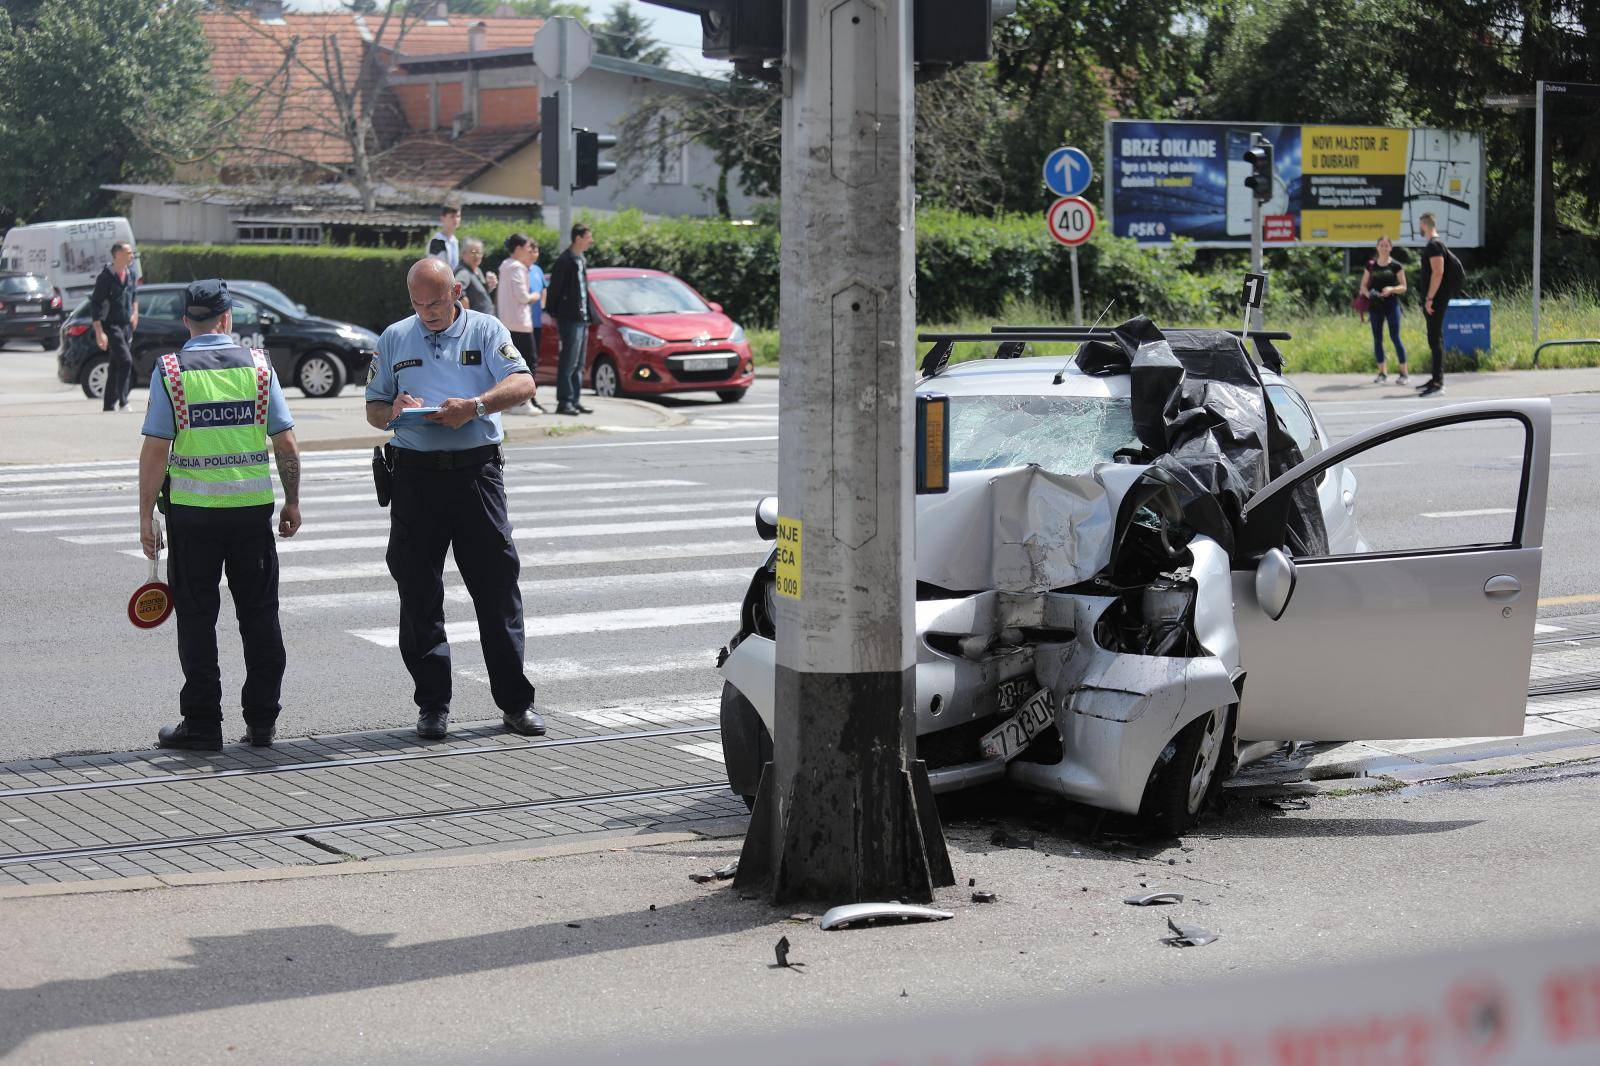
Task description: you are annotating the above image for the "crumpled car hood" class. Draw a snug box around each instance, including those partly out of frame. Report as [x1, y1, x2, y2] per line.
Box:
[915, 462, 1185, 594]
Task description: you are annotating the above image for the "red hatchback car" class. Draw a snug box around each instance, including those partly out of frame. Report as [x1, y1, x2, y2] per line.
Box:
[536, 267, 756, 403]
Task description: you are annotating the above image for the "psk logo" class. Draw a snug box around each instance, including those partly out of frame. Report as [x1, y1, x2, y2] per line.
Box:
[692, 332, 710, 347]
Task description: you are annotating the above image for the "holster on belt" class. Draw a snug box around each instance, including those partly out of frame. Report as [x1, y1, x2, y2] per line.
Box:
[372, 444, 395, 507]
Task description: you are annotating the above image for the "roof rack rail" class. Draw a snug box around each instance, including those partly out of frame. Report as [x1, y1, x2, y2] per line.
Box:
[989, 325, 1294, 341]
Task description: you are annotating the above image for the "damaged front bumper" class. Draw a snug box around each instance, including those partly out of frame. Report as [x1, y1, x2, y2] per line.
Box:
[718, 566, 1239, 816]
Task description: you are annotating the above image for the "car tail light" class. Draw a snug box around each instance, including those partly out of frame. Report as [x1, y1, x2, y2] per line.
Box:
[49, 294, 61, 309]
[66, 323, 90, 337]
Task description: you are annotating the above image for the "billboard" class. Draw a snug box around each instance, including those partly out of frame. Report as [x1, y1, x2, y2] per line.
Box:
[1105, 120, 1483, 248]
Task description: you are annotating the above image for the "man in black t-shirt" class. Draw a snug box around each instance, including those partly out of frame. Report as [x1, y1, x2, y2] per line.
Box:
[1416, 212, 1463, 396]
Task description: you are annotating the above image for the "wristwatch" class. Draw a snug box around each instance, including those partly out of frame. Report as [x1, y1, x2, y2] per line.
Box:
[474, 397, 487, 418]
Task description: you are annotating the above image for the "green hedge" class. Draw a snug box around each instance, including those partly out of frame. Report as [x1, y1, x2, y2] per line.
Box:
[141, 209, 1240, 333]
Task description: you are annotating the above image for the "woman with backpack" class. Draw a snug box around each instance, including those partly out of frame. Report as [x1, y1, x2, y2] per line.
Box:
[1357, 235, 1409, 384]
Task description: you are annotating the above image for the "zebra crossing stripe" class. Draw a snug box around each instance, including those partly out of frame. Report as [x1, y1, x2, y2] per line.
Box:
[348, 601, 742, 647]
[270, 540, 765, 584]
[458, 652, 723, 688]
[281, 567, 756, 612]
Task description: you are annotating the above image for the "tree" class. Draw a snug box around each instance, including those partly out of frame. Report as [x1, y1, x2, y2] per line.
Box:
[595, 2, 671, 66]
[212, 2, 431, 213]
[0, 0, 222, 226]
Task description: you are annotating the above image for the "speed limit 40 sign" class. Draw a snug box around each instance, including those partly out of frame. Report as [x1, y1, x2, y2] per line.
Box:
[1046, 196, 1096, 246]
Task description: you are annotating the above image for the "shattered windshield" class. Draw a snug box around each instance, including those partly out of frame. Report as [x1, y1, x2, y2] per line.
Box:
[946, 394, 1138, 475]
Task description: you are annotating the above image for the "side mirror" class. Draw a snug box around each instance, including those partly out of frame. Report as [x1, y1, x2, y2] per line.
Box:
[259, 311, 279, 326]
[755, 496, 778, 541]
[709, 301, 723, 313]
[1254, 548, 1297, 622]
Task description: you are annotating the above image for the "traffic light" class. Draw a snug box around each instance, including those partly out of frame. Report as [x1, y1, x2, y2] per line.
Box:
[1243, 140, 1274, 204]
[574, 129, 618, 190]
[638, 0, 1015, 67]
[540, 94, 560, 189]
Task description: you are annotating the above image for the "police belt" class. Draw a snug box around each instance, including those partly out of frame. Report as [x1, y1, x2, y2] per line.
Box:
[390, 443, 502, 471]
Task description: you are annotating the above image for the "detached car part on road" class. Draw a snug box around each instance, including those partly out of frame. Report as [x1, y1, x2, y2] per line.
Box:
[59, 281, 379, 400]
[717, 318, 1551, 833]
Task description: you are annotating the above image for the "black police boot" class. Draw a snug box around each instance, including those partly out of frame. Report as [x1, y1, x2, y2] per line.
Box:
[241, 723, 277, 747]
[157, 720, 223, 752]
[417, 710, 450, 740]
[502, 708, 546, 737]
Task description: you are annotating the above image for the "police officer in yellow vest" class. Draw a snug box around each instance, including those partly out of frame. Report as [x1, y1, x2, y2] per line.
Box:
[137, 280, 303, 751]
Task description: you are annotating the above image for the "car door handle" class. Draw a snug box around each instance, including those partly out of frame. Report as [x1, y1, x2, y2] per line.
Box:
[1484, 575, 1521, 600]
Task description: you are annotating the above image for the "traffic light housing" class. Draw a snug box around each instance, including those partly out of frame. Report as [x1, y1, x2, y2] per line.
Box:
[540, 94, 560, 189]
[639, 0, 1015, 67]
[1243, 141, 1274, 204]
[574, 129, 618, 190]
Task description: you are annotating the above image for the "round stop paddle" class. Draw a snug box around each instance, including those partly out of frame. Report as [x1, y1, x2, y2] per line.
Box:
[129, 520, 174, 629]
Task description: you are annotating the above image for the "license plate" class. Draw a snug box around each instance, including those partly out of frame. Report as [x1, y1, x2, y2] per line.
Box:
[995, 677, 1033, 716]
[980, 688, 1055, 763]
[681, 357, 727, 372]
[13, 303, 38, 314]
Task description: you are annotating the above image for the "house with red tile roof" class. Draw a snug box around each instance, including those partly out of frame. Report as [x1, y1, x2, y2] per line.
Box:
[109, 1, 758, 246]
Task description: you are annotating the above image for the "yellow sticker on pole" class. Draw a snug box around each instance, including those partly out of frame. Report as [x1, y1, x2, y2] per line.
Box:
[775, 517, 802, 599]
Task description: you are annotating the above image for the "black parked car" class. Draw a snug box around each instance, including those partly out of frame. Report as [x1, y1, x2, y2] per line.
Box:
[59, 281, 379, 400]
[0, 271, 65, 347]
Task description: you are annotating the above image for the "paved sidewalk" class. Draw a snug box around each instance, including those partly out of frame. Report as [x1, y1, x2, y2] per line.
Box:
[1288, 366, 1600, 404]
[2, 767, 1599, 1064]
[0, 349, 683, 464]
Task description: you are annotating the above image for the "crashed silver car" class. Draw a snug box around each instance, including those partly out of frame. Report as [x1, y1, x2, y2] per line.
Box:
[718, 320, 1551, 832]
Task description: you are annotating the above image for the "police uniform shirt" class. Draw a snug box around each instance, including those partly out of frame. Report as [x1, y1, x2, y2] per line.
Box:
[141, 333, 295, 440]
[366, 308, 529, 452]
[428, 230, 460, 272]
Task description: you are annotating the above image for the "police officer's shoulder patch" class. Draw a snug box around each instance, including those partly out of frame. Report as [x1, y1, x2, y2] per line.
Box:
[498, 341, 522, 363]
[366, 360, 377, 385]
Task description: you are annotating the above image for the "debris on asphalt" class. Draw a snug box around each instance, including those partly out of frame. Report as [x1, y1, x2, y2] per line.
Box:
[819, 903, 955, 931]
[774, 936, 793, 967]
[1258, 797, 1312, 811]
[968, 877, 976, 887]
[689, 860, 740, 884]
[1161, 918, 1219, 947]
[566, 922, 582, 929]
[1125, 889, 1184, 906]
[971, 891, 997, 903]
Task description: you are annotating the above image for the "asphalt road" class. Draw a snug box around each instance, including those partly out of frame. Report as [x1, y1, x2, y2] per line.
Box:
[3, 372, 1599, 760]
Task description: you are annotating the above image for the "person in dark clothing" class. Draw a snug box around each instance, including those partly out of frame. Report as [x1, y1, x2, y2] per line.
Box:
[454, 238, 497, 315]
[1358, 235, 1408, 384]
[91, 241, 139, 411]
[1415, 212, 1464, 397]
[545, 224, 594, 416]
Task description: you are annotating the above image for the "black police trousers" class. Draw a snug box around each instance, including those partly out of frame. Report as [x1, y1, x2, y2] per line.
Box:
[168, 509, 285, 729]
[386, 457, 536, 716]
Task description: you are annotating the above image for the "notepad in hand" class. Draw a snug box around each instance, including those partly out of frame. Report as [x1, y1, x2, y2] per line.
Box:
[386, 406, 441, 429]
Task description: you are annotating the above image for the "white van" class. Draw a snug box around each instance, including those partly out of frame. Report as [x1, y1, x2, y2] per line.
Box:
[0, 217, 139, 301]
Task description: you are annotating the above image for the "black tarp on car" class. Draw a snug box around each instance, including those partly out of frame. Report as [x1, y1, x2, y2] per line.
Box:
[1075, 316, 1328, 558]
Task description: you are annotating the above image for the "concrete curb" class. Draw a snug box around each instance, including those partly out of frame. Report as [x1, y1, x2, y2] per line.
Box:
[0, 819, 748, 900]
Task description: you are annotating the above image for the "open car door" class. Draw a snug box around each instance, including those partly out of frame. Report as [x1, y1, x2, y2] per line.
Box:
[1231, 399, 1551, 742]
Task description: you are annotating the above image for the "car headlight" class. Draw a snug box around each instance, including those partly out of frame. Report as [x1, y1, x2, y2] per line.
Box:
[727, 323, 746, 344]
[619, 326, 666, 349]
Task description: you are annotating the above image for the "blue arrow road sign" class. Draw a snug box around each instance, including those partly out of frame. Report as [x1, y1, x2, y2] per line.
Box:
[1044, 147, 1093, 198]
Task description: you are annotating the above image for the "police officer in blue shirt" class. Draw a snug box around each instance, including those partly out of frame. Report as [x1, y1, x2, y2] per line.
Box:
[365, 257, 542, 740]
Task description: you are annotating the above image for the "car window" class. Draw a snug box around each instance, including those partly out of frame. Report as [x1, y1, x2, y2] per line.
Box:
[137, 291, 183, 320]
[590, 276, 708, 315]
[230, 297, 260, 327]
[1265, 385, 1321, 460]
[1269, 414, 1531, 559]
[946, 394, 1139, 476]
[0, 275, 47, 296]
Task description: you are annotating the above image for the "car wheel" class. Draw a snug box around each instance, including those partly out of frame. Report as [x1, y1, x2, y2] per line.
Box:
[1138, 705, 1235, 836]
[717, 388, 747, 404]
[720, 680, 772, 811]
[81, 356, 109, 400]
[591, 356, 622, 398]
[296, 351, 346, 398]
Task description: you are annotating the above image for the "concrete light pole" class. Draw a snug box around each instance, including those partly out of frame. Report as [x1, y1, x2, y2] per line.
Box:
[733, 0, 953, 904]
